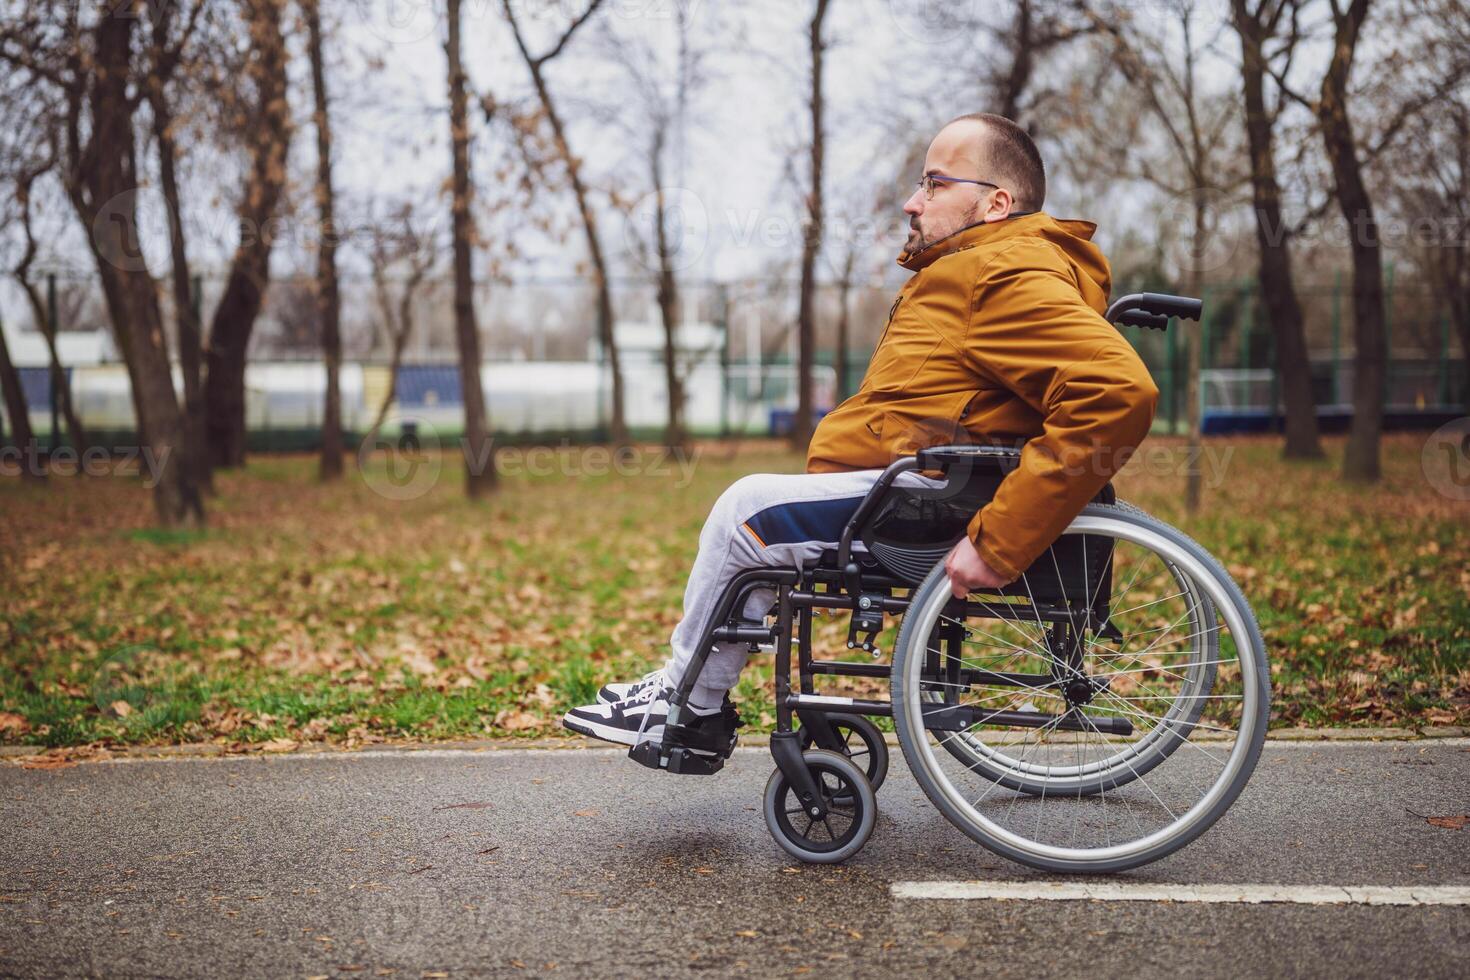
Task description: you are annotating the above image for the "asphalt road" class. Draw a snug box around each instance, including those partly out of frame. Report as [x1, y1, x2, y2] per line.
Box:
[2, 738, 1467, 979]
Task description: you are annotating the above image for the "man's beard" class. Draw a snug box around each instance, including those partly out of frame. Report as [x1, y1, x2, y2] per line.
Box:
[905, 201, 980, 255]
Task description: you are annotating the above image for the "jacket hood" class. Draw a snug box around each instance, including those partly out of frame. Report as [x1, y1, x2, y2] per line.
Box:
[897, 211, 1111, 296]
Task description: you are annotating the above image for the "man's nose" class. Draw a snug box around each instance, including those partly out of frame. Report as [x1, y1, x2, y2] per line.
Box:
[903, 189, 924, 216]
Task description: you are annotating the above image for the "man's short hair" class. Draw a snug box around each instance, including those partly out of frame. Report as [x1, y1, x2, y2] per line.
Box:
[947, 113, 1046, 212]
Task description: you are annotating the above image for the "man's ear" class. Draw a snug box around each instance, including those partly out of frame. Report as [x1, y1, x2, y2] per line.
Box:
[983, 188, 1014, 223]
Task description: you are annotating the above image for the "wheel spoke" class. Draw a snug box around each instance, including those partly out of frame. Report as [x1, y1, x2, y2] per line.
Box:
[893, 508, 1264, 868]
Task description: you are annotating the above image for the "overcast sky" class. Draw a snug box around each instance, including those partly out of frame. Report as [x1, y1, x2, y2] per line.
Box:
[10, 0, 1362, 305]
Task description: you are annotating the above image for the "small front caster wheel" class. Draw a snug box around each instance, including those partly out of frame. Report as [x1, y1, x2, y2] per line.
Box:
[762, 749, 876, 863]
[798, 713, 889, 796]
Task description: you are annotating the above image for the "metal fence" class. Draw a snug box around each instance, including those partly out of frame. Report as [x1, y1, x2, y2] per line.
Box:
[1, 268, 1464, 448]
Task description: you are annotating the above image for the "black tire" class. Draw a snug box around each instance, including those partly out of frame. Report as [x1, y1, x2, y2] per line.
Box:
[798, 713, 889, 795]
[762, 749, 877, 864]
[891, 502, 1270, 874]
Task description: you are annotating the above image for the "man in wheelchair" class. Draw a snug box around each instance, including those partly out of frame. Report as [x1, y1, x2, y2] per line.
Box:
[563, 112, 1158, 754]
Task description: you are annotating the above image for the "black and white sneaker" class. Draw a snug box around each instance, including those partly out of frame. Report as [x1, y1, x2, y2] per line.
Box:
[596, 667, 665, 705]
[562, 682, 720, 748]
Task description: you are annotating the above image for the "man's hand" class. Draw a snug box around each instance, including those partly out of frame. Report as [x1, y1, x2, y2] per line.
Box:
[944, 536, 1011, 599]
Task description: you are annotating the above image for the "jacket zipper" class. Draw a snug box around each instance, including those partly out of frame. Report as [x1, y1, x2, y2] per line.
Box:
[875, 293, 903, 350]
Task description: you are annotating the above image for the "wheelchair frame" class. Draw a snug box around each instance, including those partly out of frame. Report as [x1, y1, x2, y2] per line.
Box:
[629, 290, 1211, 826]
[629, 446, 1131, 824]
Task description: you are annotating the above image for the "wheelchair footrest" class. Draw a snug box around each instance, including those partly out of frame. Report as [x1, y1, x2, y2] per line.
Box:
[627, 702, 742, 775]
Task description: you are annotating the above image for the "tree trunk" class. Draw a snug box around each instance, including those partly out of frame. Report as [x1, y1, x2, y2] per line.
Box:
[446, 0, 496, 497]
[793, 0, 829, 449]
[16, 274, 87, 456]
[835, 250, 855, 403]
[367, 294, 416, 446]
[1233, 0, 1323, 459]
[996, 0, 1035, 121]
[65, 13, 201, 526]
[153, 119, 210, 490]
[305, 0, 343, 481]
[1318, 0, 1385, 481]
[147, 2, 211, 493]
[203, 0, 291, 469]
[527, 83, 626, 448]
[366, 251, 427, 445]
[0, 318, 41, 478]
[651, 148, 686, 451]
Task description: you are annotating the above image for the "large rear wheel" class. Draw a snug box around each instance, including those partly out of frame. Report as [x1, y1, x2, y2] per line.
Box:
[891, 503, 1269, 873]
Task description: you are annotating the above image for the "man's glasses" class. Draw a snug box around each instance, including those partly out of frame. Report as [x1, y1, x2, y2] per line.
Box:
[915, 173, 1000, 200]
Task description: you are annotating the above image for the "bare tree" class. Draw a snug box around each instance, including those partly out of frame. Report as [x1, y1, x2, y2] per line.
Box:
[4, 118, 87, 457]
[203, 0, 292, 470]
[363, 200, 438, 445]
[599, 6, 708, 450]
[792, 0, 831, 449]
[143, 0, 210, 492]
[1230, 0, 1322, 458]
[1264, 0, 1468, 478]
[0, 5, 203, 524]
[499, 0, 628, 449]
[1379, 4, 1470, 412]
[0, 288, 37, 477]
[1301, 0, 1385, 479]
[446, 0, 496, 497]
[824, 179, 897, 404]
[1080, 0, 1245, 512]
[986, 0, 1096, 124]
[304, 0, 343, 480]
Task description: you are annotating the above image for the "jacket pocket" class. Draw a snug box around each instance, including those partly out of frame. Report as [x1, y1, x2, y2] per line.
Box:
[875, 390, 977, 462]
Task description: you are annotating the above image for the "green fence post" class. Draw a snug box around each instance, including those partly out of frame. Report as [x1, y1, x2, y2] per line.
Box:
[716, 283, 730, 439]
[1439, 311, 1451, 407]
[1239, 286, 1254, 409]
[1383, 261, 1395, 406]
[1261, 284, 1280, 431]
[1330, 271, 1342, 404]
[46, 273, 60, 450]
[1165, 310, 1178, 434]
[1199, 285, 1213, 428]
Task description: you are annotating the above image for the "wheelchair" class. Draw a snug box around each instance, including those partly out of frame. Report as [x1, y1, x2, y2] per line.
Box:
[630, 293, 1271, 874]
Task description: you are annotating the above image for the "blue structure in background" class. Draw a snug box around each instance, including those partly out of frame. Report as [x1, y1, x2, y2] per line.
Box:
[18, 367, 52, 409]
[395, 365, 462, 407]
[768, 408, 830, 437]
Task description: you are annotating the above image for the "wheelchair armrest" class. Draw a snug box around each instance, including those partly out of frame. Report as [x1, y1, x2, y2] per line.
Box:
[914, 443, 1024, 471]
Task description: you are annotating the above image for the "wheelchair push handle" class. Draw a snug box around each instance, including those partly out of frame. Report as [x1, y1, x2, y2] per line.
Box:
[1104, 292, 1204, 330]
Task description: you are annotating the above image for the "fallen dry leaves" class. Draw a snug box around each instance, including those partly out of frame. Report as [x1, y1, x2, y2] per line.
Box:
[0, 435, 1465, 750]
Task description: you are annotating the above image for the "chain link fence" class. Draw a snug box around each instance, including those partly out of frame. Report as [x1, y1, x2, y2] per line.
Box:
[1, 269, 1464, 448]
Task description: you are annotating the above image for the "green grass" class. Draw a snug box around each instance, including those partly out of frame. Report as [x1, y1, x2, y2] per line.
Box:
[0, 434, 1466, 749]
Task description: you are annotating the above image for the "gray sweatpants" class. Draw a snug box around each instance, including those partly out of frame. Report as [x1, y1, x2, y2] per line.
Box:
[665, 468, 948, 708]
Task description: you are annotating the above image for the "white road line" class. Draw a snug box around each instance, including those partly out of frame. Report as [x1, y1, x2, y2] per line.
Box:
[890, 881, 1470, 906]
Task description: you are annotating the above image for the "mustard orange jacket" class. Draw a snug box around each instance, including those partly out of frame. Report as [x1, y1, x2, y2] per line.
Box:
[805, 212, 1159, 582]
